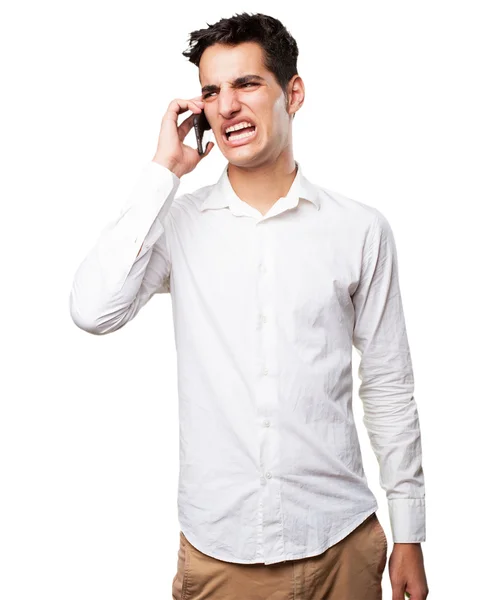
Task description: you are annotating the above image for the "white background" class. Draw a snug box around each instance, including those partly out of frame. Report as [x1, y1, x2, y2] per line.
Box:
[1, 1, 477, 598]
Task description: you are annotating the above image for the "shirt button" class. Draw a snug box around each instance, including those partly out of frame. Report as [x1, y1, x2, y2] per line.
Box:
[259, 263, 266, 273]
[265, 471, 272, 479]
[260, 314, 267, 323]
[263, 367, 269, 375]
[263, 419, 270, 427]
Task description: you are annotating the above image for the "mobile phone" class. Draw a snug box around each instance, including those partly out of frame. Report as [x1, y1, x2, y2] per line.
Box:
[193, 109, 212, 155]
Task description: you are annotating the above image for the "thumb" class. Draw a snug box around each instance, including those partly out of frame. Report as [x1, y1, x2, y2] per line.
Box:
[201, 141, 214, 157]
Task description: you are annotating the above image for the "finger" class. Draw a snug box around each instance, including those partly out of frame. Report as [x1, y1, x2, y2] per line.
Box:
[189, 97, 205, 110]
[392, 588, 406, 600]
[174, 98, 204, 113]
[177, 113, 196, 142]
[200, 141, 215, 158]
[163, 98, 203, 124]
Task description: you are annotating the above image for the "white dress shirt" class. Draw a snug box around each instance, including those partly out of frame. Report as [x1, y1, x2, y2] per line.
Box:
[70, 159, 426, 565]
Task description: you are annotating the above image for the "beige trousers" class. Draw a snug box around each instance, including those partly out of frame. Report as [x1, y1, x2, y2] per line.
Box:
[172, 512, 388, 599]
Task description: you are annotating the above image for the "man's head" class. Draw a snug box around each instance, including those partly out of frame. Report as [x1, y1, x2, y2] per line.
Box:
[182, 12, 305, 167]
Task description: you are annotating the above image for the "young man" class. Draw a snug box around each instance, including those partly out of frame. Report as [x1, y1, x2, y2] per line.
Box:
[70, 12, 428, 600]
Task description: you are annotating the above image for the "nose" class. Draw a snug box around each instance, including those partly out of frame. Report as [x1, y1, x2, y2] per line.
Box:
[218, 88, 242, 120]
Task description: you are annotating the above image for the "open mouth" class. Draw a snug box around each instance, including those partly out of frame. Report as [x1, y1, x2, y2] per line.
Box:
[223, 125, 257, 146]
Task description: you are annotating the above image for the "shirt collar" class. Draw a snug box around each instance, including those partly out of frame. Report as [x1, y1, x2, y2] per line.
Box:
[199, 160, 321, 216]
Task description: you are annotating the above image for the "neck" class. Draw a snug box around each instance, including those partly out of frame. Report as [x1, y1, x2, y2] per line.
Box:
[226, 153, 298, 216]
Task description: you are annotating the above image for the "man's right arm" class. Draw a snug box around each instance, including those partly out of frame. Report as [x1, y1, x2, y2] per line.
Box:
[69, 160, 181, 335]
[69, 95, 213, 335]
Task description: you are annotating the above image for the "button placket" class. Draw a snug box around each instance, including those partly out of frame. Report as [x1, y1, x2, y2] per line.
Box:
[254, 221, 284, 561]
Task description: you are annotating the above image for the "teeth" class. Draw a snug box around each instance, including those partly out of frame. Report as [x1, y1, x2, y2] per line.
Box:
[228, 128, 256, 141]
[225, 121, 254, 134]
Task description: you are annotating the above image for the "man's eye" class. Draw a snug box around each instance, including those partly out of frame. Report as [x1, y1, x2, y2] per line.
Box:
[202, 82, 258, 100]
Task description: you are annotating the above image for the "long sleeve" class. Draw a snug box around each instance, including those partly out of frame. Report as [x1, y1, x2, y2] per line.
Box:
[351, 210, 426, 543]
[69, 161, 181, 335]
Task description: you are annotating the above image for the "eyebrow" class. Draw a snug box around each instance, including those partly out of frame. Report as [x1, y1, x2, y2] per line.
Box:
[201, 74, 266, 95]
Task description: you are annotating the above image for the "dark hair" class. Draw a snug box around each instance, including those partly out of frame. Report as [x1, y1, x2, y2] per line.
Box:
[182, 12, 299, 114]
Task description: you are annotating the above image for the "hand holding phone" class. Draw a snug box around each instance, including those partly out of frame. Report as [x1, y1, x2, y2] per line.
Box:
[152, 96, 214, 179]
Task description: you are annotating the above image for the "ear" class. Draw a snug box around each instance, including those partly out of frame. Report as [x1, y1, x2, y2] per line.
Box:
[288, 75, 305, 117]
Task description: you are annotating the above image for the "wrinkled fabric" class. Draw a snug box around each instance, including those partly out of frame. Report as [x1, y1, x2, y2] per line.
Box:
[70, 160, 425, 565]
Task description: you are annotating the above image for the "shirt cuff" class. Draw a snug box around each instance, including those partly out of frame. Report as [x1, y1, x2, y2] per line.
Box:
[388, 497, 426, 542]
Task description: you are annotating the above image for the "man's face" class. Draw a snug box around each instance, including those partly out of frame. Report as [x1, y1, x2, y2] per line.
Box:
[198, 41, 297, 166]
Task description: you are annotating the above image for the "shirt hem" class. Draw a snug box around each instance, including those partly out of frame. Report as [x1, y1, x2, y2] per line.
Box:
[178, 504, 378, 565]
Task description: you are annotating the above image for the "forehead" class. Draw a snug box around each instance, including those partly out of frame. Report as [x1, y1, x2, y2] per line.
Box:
[199, 42, 269, 84]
